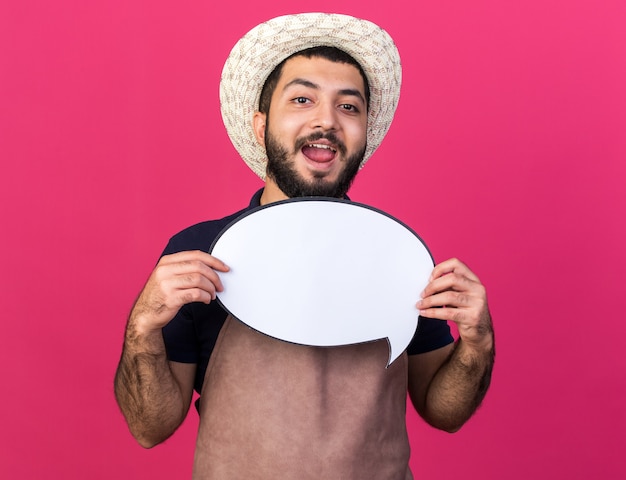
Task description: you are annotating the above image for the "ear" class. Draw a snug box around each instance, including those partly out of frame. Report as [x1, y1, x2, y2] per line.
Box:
[253, 111, 267, 148]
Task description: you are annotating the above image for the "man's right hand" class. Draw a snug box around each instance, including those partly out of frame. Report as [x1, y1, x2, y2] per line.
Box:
[115, 250, 223, 447]
[130, 250, 230, 333]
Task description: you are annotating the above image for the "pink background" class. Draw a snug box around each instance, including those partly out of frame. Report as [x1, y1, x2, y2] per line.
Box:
[1, 1, 625, 478]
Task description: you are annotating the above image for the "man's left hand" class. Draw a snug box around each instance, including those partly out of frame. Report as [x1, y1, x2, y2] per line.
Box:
[416, 258, 493, 352]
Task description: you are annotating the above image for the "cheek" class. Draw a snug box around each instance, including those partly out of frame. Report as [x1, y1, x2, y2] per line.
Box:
[346, 121, 367, 149]
[271, 111, 307, 136]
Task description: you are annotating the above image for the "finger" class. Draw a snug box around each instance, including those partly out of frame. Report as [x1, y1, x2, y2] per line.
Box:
[171, 270, 224, 298]
[198, 268, 225, 294]
[140, 276, 216, 315]
[158, 250, 206, 265]
[157, 258, 228, 291]
[417, 306, 461, 323]
[430, 258, 480, 283]
[159, 250, 230, 272]
[418, 290, 474, 311]
[196, 251, 230, 272]
[172, 260, 226, 292]
[421, 272, 478, 298]
[175, 286, 216, 306]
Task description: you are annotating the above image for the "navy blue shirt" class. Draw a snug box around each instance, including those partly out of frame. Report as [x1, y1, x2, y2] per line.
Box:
[162, 189, 454, 394]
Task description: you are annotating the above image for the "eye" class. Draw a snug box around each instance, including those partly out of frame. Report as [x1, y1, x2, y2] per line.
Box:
[340, 104, 359, 113]
[293, 97, 310, 104]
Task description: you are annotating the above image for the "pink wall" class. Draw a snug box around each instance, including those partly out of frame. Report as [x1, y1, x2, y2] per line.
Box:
[1, 1, 624, 478]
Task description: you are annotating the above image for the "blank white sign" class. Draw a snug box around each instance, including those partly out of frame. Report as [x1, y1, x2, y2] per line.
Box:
[210, 198, 434, 366]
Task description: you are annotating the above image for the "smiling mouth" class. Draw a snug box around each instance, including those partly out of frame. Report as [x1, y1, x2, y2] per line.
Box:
[301, 143, 337, 163]
[306, 143, 337, 153]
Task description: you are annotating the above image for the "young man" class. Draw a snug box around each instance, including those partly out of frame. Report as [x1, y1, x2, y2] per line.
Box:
[115, 13, 494, 479]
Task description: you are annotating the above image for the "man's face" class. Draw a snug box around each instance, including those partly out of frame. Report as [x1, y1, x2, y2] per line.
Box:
[254, 56, 368, 198]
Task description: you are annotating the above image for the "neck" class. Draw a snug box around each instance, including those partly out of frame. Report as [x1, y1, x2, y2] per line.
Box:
[260, 177, 289, 205]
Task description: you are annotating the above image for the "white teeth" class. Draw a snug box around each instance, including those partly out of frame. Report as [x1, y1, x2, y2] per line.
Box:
[308, 143, 336, 152]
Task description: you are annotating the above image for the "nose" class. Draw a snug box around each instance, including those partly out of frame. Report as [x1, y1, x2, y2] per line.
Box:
[310, 100, 338, 131]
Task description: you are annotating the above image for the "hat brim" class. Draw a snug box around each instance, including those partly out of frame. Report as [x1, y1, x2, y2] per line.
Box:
[219, 12, 402, 179]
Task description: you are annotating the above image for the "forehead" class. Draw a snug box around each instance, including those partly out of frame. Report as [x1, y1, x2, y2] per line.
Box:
[276, 55, 366, 94]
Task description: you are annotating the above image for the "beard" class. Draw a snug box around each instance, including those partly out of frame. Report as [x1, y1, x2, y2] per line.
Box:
[264, 128, 365, 199]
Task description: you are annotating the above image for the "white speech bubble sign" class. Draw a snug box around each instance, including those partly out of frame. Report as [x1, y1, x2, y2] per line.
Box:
[210, 198, 434, 367]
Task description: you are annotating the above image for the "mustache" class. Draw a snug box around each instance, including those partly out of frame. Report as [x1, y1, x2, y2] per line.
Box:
[294, 132, 347, 156]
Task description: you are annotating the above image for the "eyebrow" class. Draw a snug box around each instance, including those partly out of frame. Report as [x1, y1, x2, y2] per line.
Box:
[282, 78, 366, 104]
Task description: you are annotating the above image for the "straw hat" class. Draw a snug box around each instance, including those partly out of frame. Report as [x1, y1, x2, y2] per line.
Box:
[219, 12, 402, 179]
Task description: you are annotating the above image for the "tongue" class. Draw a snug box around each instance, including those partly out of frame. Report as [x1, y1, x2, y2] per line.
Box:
[302, 145, 335, 163]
